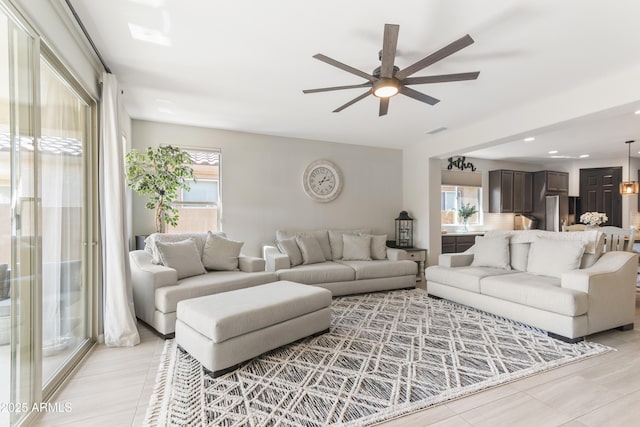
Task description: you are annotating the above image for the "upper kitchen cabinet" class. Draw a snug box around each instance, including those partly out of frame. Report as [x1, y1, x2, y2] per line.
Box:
[535, 170, 569, 193]
[489, 169, 532, 213]
[513, 171, 533, 213]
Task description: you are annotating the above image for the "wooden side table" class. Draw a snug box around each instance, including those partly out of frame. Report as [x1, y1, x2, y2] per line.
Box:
[403, 247, 427, 281]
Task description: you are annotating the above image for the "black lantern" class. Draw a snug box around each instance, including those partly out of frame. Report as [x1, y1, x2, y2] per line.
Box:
[395, 211, 413, 248]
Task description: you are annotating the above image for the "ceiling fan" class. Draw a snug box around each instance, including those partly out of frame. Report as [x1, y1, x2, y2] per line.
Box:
[303, 24, 480, 116]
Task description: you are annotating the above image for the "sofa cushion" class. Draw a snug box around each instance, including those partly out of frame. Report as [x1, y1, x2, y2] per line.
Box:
[328, 228, 371, 260]
[527, 238, 585, 279]
[425, 265, 515, 293]
[342, 234, 372, 261]
[202, 232, 243, 271]
[338, 260, 417, 280]
[155, 271, 277, 313]
[155, 238, 206, 280]
[480, 272, 588, 316]
[296, 235, 327, 265]
[276, 261, 355, 284]
[471, 235, 511, 270]
[278, 229, 332, 260]
[276, 237, 303, 267]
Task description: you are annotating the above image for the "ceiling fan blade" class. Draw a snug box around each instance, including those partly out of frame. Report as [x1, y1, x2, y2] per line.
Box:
[303, 82, 372, 94]
[379, 97, 390, 116]
[333, 89, 373, 112]
[378, 98, 390, 117]
[400, 86, 440, 105]
[380, 24, 400, 78]
[403, 71, 480, 85]
[395, 34, 475, 80]
[313, 54, 377, 82]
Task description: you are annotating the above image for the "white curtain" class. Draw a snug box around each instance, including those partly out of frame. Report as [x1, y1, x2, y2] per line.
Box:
[100, 73, 139, 346]
[40, 61, 85, 355]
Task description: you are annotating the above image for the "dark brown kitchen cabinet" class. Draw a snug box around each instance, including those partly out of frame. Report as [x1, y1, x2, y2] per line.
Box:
[489, 170, 514, 213]
[441, 235, 477, 253]
[489, 169, 532, 213]
[513, 171, 533, 213]
[535, 170, 569, 194]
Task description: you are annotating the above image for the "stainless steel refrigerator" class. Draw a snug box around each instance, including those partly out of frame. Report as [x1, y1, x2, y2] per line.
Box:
[545, 194, 569, 231]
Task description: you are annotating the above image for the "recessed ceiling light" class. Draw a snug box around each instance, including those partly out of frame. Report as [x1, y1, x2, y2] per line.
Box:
[550, 155, 569, 159]
[548, 150, 558, 154]
[579, 154, 589, 158]
[524, 137, 535, 142]
[128, 23, 171, 46]
[635, 110, 640, 115]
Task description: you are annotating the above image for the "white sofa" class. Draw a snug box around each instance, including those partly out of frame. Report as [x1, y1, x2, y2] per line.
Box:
[263, 228, 418, 295]
[130, 232, 277, 336]
[426, 230, 638, 342]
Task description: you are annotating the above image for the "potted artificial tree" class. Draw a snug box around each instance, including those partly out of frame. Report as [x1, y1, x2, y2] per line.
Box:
[126, 145, 195, 234]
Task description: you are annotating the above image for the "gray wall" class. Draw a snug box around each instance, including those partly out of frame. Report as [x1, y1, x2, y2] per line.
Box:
[131, 120, 404, 256]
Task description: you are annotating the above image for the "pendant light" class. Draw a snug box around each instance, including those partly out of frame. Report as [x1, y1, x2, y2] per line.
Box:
[620, 140, 639, 195]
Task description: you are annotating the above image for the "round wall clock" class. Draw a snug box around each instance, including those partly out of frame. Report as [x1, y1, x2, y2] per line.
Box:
[302, 159, 343, 202]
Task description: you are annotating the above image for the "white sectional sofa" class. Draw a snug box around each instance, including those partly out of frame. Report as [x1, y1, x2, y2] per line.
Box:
[130, 232, 277, 336]
[263, 228, 418, 295]
[426, 230, 638, 342]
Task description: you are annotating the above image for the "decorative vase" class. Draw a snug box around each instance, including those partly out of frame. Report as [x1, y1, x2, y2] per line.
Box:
[463, 218, 469, 232]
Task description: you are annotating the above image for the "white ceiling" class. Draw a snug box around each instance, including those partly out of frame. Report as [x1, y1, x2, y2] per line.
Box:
[70, 0, 640, 162]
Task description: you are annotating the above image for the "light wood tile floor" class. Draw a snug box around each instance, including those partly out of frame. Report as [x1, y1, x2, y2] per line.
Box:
[33, 293, 640, 427]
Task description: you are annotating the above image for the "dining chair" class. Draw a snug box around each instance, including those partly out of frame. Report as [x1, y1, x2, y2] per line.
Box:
[598, 226, 636, 252]
[562, 224, 586, 232]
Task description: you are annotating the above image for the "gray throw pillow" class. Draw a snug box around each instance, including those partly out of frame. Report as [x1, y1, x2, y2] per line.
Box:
[296, 235, 326, 265]
[202, 232, 244, 271]
[361, 233, 387, 260]
[471, 235, 511, 270]
[342, 234, 372, 261]
[155, 238, 206, 279]
[277, 238, 303, 267]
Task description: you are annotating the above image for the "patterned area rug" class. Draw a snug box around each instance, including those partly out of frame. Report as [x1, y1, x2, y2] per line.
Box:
[144, 289, 611, 426]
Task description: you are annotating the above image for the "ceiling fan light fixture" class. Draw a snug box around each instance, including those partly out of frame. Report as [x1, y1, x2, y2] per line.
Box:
[373, 79, 400, 98]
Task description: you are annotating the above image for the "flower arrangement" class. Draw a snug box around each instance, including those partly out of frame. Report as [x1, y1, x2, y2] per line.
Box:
[580, 211, 608, 226]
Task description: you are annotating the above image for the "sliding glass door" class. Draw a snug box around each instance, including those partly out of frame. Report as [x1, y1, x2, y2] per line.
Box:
[0, 2, 96, 425]
[39, 53, 90, 389]
[0, 10, 38, 426]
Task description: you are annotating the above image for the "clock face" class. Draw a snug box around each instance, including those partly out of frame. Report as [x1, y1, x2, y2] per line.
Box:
[303, 160, 343, 202]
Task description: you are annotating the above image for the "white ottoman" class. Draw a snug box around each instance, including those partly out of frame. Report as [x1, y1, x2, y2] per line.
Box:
[175, 280, 332, 376]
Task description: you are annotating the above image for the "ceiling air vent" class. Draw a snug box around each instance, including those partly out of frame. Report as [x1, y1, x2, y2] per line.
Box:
[426, 126, 448, 135]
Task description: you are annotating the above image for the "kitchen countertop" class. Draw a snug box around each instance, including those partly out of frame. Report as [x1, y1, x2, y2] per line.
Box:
[441, 231, 486, 236]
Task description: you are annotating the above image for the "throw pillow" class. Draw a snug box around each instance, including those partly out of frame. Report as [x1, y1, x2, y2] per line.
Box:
[328, 228, 371, 260]
[342, 234, 372, 261]
[509, 243, 530, 271]
[470, 235, 511, 269]
[202, 232, 244, 271]
[296, 235, 326, 265]
[527, 238, 585, 279]
[145, 231, 225, 264]
[276, 237, 303, 267]
[155, 238, 206, 280]
[361, 233, 387, 260]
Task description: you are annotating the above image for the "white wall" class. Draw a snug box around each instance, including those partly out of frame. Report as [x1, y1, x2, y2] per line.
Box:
[131, 120, 404, 257]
